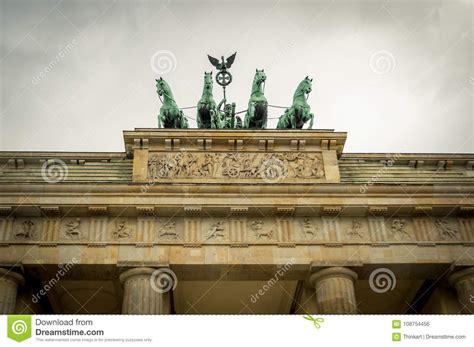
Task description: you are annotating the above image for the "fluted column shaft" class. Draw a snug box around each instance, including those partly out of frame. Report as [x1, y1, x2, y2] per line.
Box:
[309, 267, 358, 314]
[449, 267, 474, 313]
[120, 267, 172, 314]
[0, 268, 25, 314]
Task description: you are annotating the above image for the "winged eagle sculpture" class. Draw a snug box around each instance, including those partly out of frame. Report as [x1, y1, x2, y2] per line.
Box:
[207, 52, 237, 71]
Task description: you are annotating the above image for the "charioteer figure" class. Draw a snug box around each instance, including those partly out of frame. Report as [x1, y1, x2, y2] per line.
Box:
[216, 98, 241, 129]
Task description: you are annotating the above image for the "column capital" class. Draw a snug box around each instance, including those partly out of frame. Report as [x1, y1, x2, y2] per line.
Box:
[448, 267, 474, 313]
[309, 266, 358, 286]
[119, 267, 156, 284]
[448, 267, 474, 286]
[0, 268, 24, 286]
[119, 266, 173, 314]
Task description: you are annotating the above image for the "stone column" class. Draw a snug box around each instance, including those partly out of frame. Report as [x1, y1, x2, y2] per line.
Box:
[448, 267, 474, 313]
[309, 267, 358, 314]
[119, 267, 173, 314]
[0, 268, 25, 314]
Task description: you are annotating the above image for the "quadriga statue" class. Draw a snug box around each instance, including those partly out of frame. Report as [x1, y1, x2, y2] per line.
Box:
[197, 71, 219, 128]
[277, 76, 314, 129]
[243, 69, 268, 129]
[155, 77, 189, 129]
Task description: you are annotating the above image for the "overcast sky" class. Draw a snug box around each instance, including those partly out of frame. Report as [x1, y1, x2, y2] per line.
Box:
[0, 0, 473, 153]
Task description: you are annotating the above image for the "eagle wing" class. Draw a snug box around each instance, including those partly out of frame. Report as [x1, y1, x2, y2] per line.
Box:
[225, 52, 237, 69]
[208, 55, 222, 69]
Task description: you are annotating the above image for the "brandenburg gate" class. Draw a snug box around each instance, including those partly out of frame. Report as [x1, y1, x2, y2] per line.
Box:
[0, 128, 473, 314]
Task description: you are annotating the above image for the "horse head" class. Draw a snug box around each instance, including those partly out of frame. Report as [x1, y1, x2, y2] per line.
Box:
[155, 77, 173, 100]
[203, 71, 213, 94]
[300, 76, 313, 94]
[254, 69, 267, 86]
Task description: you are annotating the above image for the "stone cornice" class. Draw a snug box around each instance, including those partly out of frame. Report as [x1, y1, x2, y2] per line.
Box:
[123, 128, 348, 157]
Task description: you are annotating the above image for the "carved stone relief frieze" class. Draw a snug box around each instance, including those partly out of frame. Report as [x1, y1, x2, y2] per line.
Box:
[385, 218, 415, 242]
[434, 219, 459, 240]
[249, 220, 275, 240]
[205, 221, 226, 240]
[346, 220, 363, 238]
[147, 152, 325, 181]
[113, 220, 132, 240]
[301, 218, 318, 240]
[156, 219, 182, 241]
[15, 220, 35, 240]
[0, 216, 471, 245]
[65, 218, 82, 239]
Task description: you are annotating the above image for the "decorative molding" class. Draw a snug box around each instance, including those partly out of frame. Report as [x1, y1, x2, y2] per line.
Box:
[136, 206, 155, 216]
[230, 207, 248, 216]
[413, 206, 432, 216]
[184, 206, 202, 216]
[367, 206, 388, 216]
[0, 216, 471, 245]
[88, 206, 108, 215]
[459, 206, 474, 215]
[276, 207, 295, 215]
[229, 219, 246, 245]
[0, 207, 13, 216]
[39, 206, 61, 216]
[321, 206, 342, 215]
[368, 217, 387, 242]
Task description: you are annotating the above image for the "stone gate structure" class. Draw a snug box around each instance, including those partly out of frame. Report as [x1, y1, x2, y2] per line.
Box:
[0, 129, 473, 314]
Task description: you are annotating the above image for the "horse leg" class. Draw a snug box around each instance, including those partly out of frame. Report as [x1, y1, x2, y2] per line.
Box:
[308, 113, 314, 129]
[210, 110, 217, 129]
[196, 108, 202, 128]
[263, 107, 268, 129]
[276, 116, 282, 129]
[180, 111, 188, 129]
[290, 108, 298, 129]
[295, 106, 305, 129]
[246, 103, 255, 128]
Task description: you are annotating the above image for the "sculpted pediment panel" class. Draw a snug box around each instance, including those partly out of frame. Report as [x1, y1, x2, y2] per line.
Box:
[147, 152, 325, 182]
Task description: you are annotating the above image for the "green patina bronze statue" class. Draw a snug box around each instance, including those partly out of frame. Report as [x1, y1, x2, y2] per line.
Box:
[155, 77, 189, 129]
[277, 76, 314, 129]
[244, 69, 268, 129]
[153, 53, 316, 130]
[216, 99, 241, 129]
[197, 71, 219, 128]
